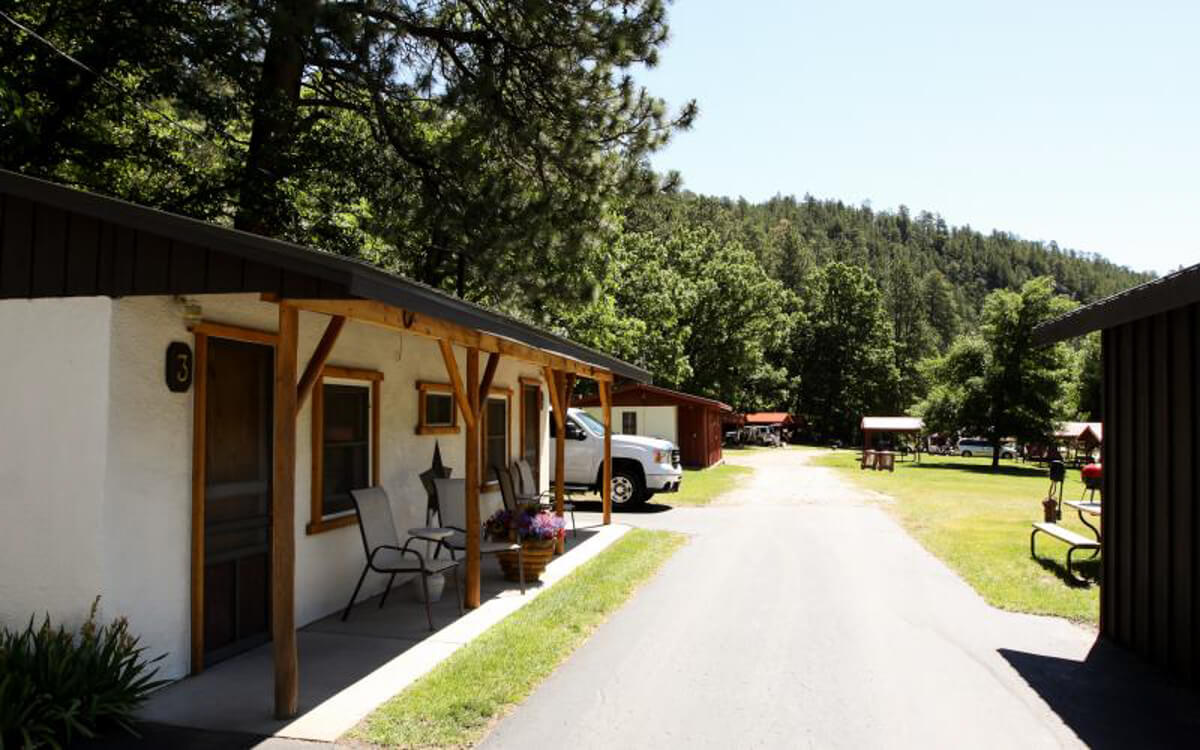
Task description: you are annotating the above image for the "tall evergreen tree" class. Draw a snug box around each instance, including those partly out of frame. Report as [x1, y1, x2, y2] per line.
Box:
[887, 257, 936, 409]
[791, 262, 898, 441]
[921, 269, 960, 349]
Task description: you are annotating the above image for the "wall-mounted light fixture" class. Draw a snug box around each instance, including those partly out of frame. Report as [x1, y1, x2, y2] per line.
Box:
[177, 296, 203, 327]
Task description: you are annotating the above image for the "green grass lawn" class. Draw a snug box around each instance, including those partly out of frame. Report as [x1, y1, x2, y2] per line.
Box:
[351, 528, 687, 748]
[667, 463, 753, 506]
[813, 450, 1100, 624]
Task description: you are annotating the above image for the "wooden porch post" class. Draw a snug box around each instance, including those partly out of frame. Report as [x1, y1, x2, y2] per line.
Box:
[543, 367, 568, 555]
[465, 347, 482, 608]
[600, 380, 612, 525]
[272, 305, 299, 719]
[437, 340, 481, 607]
[189, 333, 208, 675]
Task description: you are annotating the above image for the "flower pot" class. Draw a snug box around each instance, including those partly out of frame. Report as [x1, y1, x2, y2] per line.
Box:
[411, 572, 445, 603]
[495, 538, 557, 582]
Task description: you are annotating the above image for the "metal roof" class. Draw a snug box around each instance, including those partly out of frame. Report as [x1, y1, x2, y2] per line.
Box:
[0, 170, 650, 382]
[1054, 421, 1103, 443]
[744, 412, 794, 425]
[861, 416, 924, 432]
[1034, 263, 1200, 344]
[573, 382, 732, 411]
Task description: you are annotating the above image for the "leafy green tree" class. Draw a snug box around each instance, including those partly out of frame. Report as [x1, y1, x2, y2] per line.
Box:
[918, 277, 1076, 469]
[1071, 332, 1103, 420]
[669, 230, 793, 410]
[791, 262, 898, 441]
[541, 230, 694, 387]
[546, 226, 792, 411]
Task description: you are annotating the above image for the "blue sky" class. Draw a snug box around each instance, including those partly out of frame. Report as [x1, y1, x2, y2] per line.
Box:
[637, 1, 1199, 276]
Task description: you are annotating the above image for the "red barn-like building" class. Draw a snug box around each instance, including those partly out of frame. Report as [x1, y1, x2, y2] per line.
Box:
[574, 383, 732, 468]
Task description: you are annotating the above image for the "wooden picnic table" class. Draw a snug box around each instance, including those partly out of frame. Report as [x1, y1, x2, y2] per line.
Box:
[1063, 500, 1102, 543]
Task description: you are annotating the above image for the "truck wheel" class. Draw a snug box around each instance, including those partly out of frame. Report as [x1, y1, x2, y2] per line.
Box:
[611, 469, 645, 507]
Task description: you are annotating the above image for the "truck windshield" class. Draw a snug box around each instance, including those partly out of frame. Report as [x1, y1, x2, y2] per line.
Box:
[573, 410, 608, 436]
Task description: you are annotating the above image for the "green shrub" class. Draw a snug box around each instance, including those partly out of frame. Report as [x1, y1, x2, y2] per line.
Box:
[0, 598, 167, 749]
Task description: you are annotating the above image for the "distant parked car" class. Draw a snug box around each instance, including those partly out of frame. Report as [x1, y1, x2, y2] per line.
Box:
[957, 438, 1016, 459]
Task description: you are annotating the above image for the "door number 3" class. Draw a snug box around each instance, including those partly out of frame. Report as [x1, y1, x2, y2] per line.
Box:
[166, 342, 193, 393]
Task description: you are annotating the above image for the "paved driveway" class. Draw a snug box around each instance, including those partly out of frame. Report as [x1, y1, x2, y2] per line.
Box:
[482, 449, 1197, 749]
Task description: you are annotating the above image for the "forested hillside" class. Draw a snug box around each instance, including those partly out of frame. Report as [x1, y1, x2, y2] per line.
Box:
[543, 191, 1151, 433]
[636, 192, 1151, 323]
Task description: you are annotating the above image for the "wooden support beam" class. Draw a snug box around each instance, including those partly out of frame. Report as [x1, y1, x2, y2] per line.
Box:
[439, 339, 476, 431]
[479, 352, 501, 408]
[272, 305, 300, 719]
[551, 369, 567, 556]
[600, 380, 612, 526]
[543, 366, 565, 429]
[465, 348, 482, 608]
[189, 321, 277, 346]
[189, 333, 208, 674]
[278, 297, 613, 382]
[296, 315, 345, 410]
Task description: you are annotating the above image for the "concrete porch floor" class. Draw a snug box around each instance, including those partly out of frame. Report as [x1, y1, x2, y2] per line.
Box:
[140, 524, 626, 742]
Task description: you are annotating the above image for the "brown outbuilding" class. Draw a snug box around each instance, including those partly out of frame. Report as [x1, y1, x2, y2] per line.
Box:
[1035, 263, 1200, 685]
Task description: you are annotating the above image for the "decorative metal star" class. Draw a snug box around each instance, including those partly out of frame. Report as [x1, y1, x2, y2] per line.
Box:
[419, 442, 452, 525]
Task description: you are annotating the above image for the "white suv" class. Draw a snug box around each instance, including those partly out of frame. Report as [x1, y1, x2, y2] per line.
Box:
[550, 408, 683, 506]
[957, 438, 1016, 459]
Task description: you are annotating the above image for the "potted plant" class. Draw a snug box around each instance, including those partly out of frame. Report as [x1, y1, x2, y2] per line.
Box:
[486, 505, 566, 582]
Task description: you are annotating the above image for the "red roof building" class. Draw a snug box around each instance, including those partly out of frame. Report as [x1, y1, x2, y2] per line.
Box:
[744, 412, 797, 427]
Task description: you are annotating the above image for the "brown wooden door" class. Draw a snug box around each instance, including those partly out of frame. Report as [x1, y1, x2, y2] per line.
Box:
[679, 405, 703, 468]
[203, 338, 273, 664]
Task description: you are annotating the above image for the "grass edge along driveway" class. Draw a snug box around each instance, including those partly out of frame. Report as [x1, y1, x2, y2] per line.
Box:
[669, 462, 753, 506]
[349, 528, 687, 748]
[813, 451, 1100, 625]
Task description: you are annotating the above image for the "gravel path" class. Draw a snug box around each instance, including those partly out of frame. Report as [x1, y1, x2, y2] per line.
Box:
[480, 448, 1196, 749]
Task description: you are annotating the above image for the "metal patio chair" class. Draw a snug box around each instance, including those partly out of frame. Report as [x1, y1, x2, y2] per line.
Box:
[342, 487, 462, 630]
[510, 459, 576, 537]
[432, 478, 526, 594]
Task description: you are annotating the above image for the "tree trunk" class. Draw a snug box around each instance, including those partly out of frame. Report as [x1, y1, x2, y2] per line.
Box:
[235, 0, 319, 236]
[991, 435, 1002, 471]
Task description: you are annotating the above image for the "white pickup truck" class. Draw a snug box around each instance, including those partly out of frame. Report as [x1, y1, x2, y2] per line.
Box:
[550, 407, 682, 506]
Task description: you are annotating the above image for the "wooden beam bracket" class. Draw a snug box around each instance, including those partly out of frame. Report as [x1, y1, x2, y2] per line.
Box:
[439, 339, 476, 431]
[296, 315, 346, 409]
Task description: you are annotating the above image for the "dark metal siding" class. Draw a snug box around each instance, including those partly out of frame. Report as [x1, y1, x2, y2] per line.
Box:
[1102, 306, 1199, 684]
[0, 193, 347, 300]
[0, 171, 652, 381]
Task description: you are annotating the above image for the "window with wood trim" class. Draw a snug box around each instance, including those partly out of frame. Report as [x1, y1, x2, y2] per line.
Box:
[308, 367, 382, 535]
[481, 389, 512, 486]
[416, 381, 459, 434]
[622, 411, 637, 435]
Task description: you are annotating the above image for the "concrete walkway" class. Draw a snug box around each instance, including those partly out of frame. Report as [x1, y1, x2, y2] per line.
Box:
[139, 524, 630, 743]
[482, 449, 1198, 749]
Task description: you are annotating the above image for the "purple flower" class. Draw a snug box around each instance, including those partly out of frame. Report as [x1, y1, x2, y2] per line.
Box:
[487, 507, 565, 541]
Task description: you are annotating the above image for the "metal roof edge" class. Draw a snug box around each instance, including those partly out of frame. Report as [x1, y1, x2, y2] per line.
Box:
[1034, 262, 1200, 344]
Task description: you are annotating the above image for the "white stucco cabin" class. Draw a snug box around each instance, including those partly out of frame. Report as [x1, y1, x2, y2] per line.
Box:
[0, 171, 641, 718]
